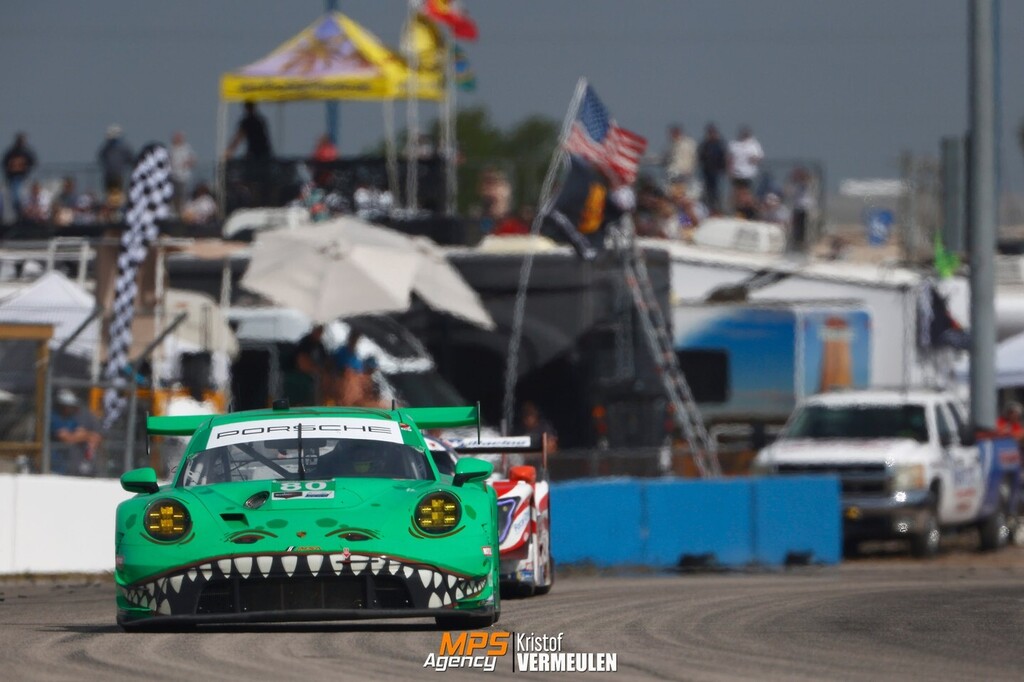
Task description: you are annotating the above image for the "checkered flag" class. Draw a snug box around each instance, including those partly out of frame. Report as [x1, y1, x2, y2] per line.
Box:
[102, 144, 173, 430]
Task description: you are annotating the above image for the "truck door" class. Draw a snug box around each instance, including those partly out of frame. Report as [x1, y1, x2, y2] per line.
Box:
[937, 402, 984, 523]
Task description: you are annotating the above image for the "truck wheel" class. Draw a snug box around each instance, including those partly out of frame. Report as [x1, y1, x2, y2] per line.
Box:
[979, 484, 1011, 552]
[910, 505, 940, 558]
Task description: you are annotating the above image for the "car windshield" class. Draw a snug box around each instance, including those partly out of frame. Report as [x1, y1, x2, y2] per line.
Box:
[785, 404, 929, 443]
[178, 417, 432, 487]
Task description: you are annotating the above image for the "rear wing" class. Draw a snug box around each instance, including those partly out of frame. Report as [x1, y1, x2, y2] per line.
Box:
[146, 414, 212, 437]
[400, 405, 480, 432]
[450, 433, 551, 471]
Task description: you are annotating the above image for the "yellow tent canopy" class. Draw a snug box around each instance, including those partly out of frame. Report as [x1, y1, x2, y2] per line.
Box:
[220, 12, 443, 102]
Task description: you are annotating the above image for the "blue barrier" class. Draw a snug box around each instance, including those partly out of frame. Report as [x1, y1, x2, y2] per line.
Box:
[550, 475, 840, 569]
[645, 479, 754, 566]
[549, 479, 644, 565]
[751, 476, 841, 565]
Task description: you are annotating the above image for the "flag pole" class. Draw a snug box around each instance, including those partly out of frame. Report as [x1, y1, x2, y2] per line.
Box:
[500, 77, 588, 434]
[404, 0, 420, 212]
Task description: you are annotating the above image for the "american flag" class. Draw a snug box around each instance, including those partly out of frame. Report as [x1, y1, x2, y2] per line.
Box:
[564, 85, 647, 187]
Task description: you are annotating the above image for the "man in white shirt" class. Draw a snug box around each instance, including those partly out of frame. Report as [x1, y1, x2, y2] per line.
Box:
[664, 125, 697, 186]
[169, 131, 196, 216]
[727, 126, 764, 189]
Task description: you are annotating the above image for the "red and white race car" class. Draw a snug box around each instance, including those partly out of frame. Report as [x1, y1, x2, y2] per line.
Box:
[424, 435, 553, 597]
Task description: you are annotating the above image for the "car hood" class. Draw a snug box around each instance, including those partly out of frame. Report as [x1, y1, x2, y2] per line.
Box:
[757, 438, 929, 466]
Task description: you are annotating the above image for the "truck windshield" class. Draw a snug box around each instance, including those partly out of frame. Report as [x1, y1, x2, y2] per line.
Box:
[785, 404, 929, 443]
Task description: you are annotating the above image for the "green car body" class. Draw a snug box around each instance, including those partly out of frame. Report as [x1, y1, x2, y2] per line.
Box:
[115, 404, 500, 630]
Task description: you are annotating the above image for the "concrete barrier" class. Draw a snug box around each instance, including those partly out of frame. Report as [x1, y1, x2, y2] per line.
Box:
[551, 475, 840, 569]
[0, 474, 132, 574]
[0, 473, 839, 574]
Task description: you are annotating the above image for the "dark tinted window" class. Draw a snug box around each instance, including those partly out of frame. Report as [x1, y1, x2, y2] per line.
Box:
[786, 404, 928, 442]
[676, 349, 729, 403]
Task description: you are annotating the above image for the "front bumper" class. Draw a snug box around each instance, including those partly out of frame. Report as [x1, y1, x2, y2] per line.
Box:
[117, 552, 492, 625]
[842, 489, 933, 540]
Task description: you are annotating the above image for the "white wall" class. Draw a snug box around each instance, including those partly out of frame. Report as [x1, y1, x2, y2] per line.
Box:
[0, 475, 133, 574]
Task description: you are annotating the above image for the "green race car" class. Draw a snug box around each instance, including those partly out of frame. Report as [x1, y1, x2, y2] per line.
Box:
[115, 403, 499, 630]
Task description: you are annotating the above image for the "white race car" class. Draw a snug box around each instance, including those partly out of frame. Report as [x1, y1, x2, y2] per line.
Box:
[425, 435, 553, 597]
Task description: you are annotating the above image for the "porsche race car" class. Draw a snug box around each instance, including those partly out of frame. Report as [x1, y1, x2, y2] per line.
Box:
[115, 404, 499, 630]
[426, 435, 553, 597]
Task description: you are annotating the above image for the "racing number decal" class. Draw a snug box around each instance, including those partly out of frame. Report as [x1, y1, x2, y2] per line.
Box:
[272, 480, 335, 500]
[278, 481, 329, 492]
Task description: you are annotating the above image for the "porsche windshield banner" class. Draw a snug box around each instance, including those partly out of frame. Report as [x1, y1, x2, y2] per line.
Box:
[206, 418, 403, 448]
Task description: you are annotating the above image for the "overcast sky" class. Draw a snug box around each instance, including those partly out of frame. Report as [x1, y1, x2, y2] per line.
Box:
[1, 0, 1022, 191]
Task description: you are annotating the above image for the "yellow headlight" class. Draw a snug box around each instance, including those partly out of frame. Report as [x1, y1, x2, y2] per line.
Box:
[144, 499, 191, 541]
[415, 492, 461, 534]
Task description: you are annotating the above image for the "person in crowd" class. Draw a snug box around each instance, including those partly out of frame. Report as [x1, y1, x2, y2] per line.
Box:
[333, 330, 363, 375]
[667, 182, 706, 239]
[52, 176, 79, 226]
[311, 133, 338, 188]
[727, 125, 764, 207]
[73, 192, 98, 225]
[476, 167, 513, 234]
[997, 402, 1024, 440]
[634, 181, 678, 239]
[697, 124, 727, 214]
[3, 132, 36, 221]
[51, 389, 103, 476]
[787, 166, 816, 252]
[225, 101, 272, 160]
[760, 191, 790, 227]
[97, 125, 135, 191]
[312, 133, 338, 163]
[287, 323, 328, 406]
[169, 131, 197, 216]
[520, 400, 558, 453]
[22, 181, 52, 224]
[664, 124, 696, 187]
[182, 183, 218, 225]
[732, 184, 758, 220]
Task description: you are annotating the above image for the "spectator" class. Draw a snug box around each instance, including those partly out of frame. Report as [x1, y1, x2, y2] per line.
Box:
[169, 131, 197, 216]
[97, 125, 134, 191]
[760, 191, 790, 227]
[787, 166, 817, 252]
[181, 183, 218, 225]
[52, 176, 79, 226]
[733, 184, 758, 220]
[2, 132, 36, 221]
[997, 402, 1024, 440]
[22, 181, 52, 224]
[312, 133, 338, 188]
[664, 125, 696, 187]
[225, 101, 272, 160]
[476, 167, 513, 234]
[697, 124, 727, 214]
[727, 125, 764, 201]
[288, 324, 328, 406]
[519, 400, 558, 453]
[312, 133, 339, 163]
[51, 389, 102, 476]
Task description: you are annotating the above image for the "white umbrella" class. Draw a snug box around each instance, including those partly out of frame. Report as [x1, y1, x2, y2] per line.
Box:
[241, 225, 420, 323]
[244, 217, 495, 329]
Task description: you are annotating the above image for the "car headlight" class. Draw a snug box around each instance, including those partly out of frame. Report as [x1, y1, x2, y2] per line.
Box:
[144, 498, 191, 541]
[892, 464, 926, 492]
[415, 492, 461, 535]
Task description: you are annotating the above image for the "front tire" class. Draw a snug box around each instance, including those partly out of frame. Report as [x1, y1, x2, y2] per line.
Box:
[910, 502, 941, 558]
[979, 483, 1011, 552]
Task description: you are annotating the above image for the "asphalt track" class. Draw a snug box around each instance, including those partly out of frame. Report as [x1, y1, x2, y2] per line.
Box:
[4, 548, 1024, 681]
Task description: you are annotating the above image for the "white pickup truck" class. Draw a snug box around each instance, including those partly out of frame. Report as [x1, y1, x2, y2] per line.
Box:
[752, 389, 1022, 557]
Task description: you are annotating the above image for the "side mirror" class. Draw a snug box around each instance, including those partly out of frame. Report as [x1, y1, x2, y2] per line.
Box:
[453, 457, 492, 487]
[959, 426, 977, 446]
[121, 467, 160, 494]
